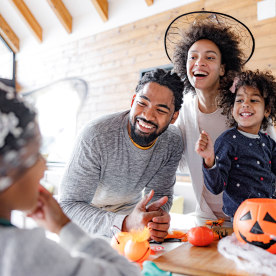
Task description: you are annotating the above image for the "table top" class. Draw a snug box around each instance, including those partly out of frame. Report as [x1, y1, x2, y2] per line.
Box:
[105, 213, 252, 275]
[152, 240, 250, 276]
[169, 213, 233, 230]
[148, 213, 249, 276]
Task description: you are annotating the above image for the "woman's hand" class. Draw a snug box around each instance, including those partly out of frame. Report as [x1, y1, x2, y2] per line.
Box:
[27, 185, 70, 234]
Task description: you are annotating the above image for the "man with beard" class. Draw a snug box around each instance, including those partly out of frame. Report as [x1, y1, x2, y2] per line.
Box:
[60, 69, 184, 242]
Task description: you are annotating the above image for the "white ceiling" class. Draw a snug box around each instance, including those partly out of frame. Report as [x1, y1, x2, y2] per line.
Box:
[0, 0, 197, 54]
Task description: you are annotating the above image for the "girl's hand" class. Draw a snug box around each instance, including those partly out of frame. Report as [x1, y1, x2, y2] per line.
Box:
[27, 185, 70, 234]
[195, 130, 215, 168]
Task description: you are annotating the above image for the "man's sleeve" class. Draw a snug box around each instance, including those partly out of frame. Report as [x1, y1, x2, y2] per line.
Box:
[59, 127, 126, 237]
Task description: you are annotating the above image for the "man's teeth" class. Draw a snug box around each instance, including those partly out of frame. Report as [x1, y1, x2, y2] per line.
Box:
[138, 120, 154, 129]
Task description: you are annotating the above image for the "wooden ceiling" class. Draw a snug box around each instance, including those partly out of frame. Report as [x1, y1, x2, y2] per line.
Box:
[0, 0, 154, 53]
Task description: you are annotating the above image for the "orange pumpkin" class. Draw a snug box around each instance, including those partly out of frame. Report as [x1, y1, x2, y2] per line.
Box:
[187, 226, 214, 246]
[233, 198, 276, 254]
[110, 232, 131, 255]
[124, 240, 151, 262]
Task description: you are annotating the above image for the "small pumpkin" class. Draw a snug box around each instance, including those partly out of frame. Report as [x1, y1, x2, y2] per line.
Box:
[124, 227, 151, 262]
[233, 198, 276, 254]
[124, 239, 151, 262]
[110, 232, 131, 255]
[187, 226, 214, 246]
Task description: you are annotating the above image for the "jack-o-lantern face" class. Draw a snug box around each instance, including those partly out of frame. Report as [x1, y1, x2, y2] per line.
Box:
[233, 198, 276, 254]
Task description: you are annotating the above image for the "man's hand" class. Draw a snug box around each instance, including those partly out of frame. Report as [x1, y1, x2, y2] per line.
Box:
[122, 190, 170, 242]
[27, 185, 70, 234]
[147, 197, 170, 242]
[122, 190, 162, 232]
[195, 130, 215, 168]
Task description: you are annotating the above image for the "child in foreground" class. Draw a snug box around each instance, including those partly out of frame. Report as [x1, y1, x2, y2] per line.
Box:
[0, 83, 140, 276]
[195, 70, 276, 218]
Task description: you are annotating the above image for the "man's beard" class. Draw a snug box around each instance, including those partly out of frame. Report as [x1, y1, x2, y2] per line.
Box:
[130, 118, 168, 147]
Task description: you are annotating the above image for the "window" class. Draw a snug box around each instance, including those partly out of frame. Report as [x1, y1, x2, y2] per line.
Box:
[0, 36, 15, 87]
[23, 78, 88, 165]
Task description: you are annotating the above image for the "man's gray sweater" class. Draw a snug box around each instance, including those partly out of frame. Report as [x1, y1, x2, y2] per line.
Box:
[59, 111, 183, 237]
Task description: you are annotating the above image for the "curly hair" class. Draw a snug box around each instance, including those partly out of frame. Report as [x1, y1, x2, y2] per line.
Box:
[135, 68, 184, 112]
[218, 70, 276, 130]
[173, 24, 243, 94]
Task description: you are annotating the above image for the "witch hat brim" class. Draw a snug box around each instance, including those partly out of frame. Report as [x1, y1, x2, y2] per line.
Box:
[164, 11, 255, 65]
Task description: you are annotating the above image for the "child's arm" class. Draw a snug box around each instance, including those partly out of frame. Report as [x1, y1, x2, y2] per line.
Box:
[202, 134, 233, 195]
[26, 185, 141, 276]
[195, 130, 215, 168]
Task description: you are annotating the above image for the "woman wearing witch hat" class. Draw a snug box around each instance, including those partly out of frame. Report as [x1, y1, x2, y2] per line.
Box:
[164, 11, 276, 220]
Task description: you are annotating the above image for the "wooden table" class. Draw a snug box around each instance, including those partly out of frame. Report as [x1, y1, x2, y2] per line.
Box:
[153, 241, 250, 276]
[150, 213, 251, 276]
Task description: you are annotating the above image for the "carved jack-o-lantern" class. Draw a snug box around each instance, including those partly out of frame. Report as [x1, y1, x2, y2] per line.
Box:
[233, 198, 276, 254]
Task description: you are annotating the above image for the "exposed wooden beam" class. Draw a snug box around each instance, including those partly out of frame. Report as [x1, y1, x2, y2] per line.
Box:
[0, 14, 19, 53]
[9, 0, 42, 42]
[91, 0, 108, 22]
[47, 0, 72, 33]
[145, 0, 154, 6]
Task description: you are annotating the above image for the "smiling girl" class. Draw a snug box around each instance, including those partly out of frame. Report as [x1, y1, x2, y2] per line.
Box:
[195, 70, 276, 218]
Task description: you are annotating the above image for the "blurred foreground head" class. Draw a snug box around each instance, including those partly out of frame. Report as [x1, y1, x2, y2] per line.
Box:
[0, 83, 40, 193]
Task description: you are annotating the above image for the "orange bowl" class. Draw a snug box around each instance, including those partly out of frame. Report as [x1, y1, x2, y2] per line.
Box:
[110, 232, 131, 255]
[124, 240, 151, 262]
